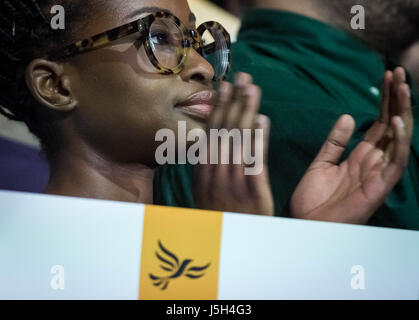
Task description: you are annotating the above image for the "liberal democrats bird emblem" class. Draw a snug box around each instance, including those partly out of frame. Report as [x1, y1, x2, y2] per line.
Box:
[149, 240, 211, 290]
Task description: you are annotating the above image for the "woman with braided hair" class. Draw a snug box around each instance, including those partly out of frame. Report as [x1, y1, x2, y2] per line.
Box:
[0, 0, 414, 222]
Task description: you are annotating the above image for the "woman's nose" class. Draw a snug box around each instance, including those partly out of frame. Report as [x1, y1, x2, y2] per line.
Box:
[179, 49, 214, 85]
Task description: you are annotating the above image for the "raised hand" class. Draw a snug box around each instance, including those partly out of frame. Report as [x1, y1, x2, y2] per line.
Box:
[194, 73, 274, 215]
[290, 67, 414, 224]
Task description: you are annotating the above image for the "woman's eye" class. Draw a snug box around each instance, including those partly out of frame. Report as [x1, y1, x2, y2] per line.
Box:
[150, 31, 170, 45]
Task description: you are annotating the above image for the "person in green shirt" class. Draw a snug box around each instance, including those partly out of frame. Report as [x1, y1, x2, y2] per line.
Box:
[155, 0, 419, 230]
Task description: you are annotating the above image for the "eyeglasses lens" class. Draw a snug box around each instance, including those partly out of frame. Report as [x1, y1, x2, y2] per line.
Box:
[149, 18, 185, 70]
[200, 27, 229, 79]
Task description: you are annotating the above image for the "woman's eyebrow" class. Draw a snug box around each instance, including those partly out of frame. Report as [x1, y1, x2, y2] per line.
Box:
[125, 7, 197, 23]
[125, 6, 171, 20]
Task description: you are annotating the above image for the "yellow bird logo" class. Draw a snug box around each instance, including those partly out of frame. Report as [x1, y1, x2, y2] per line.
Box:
[149, 240, 211, 290]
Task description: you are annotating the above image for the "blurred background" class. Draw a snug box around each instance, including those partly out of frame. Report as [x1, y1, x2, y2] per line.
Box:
[189, 0, 240, 39]
[0, 0, 241, 193]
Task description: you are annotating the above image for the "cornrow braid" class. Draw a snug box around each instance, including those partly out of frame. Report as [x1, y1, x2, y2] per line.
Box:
[0, 0, 89, 161]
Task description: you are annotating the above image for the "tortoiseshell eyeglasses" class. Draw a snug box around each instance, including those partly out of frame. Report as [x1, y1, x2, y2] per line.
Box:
[47, 11, 231, 82]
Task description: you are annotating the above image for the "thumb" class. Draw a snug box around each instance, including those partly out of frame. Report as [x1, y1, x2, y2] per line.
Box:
[310, 114, 355, 170]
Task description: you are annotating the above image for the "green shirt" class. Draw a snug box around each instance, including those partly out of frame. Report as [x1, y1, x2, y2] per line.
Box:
[154, 9, 419, 230]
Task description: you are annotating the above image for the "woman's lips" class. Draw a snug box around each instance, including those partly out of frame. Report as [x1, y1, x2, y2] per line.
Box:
[176, 90, 217, 120]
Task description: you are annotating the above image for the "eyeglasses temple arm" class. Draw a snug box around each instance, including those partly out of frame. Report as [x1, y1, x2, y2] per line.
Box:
[46, 20, 146, 60]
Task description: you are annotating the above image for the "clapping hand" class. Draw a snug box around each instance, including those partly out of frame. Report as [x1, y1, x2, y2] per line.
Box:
[291, 68, 414, 224]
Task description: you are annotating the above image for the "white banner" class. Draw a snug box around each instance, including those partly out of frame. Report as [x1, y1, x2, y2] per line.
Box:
[0, 190, 418, 300]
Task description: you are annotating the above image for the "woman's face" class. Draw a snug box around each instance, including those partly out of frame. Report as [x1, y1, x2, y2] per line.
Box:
[61, 0, 215, 166]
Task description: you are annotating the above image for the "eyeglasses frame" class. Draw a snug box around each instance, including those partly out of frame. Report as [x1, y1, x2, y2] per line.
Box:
[46, 11, 231, 81]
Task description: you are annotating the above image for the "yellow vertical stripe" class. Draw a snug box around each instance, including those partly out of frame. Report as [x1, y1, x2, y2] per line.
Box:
[139, 205, 223, 300]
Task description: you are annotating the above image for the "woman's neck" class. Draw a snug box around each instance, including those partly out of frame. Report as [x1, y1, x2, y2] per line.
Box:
[44, 144, 155, 205]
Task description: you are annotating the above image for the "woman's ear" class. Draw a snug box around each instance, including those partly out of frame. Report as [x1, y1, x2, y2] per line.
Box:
[25, 59, 77, 112]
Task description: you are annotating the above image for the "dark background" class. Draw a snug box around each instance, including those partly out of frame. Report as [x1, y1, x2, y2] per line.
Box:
[210, 0, 242, 16]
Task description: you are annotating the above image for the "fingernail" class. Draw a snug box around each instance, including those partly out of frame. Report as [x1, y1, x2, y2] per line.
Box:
[243, 85, 258, 96]
[257, 115, 269, 127]
[400, 84, 411, 98]
[395, 116, 405, 129]
[219, 82, 230, 95]
[235, 73, 248, 86]
[405, 86, 411, 98]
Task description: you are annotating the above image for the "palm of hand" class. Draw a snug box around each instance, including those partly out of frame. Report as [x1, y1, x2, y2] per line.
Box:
[291, 68, 413, 224]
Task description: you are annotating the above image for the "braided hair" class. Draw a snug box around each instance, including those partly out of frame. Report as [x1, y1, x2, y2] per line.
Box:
[0, 0, 88, 161]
